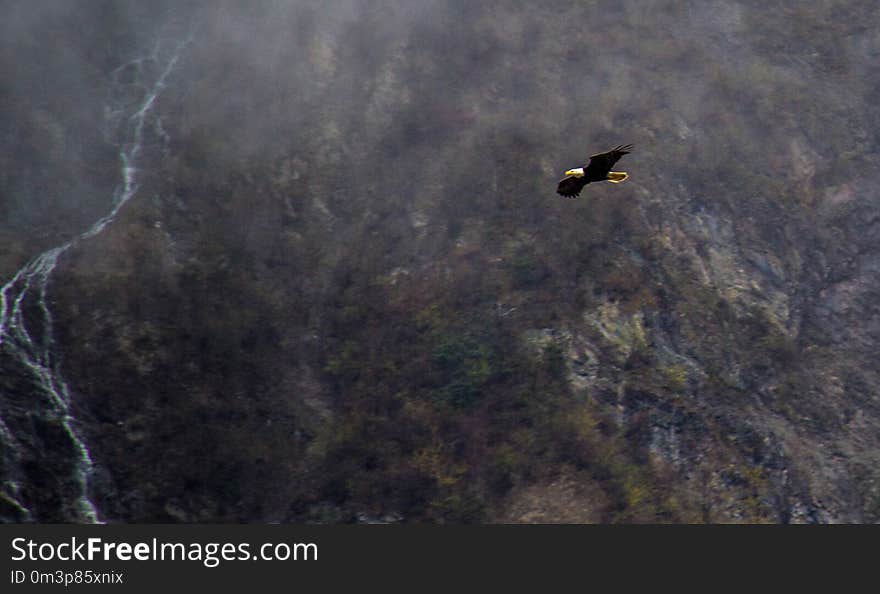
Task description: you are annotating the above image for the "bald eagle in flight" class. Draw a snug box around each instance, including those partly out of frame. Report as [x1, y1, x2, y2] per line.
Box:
[556, 144, 633, 198]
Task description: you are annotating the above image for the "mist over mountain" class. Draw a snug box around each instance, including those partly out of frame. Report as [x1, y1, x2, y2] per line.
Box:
[2, 0, 879, 523]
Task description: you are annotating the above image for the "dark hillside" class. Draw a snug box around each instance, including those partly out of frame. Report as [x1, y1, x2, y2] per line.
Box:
[2, 0, 879, 522]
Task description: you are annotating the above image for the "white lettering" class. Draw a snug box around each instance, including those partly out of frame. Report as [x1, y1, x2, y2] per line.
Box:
[37, 543, 55, 561]
[134, 542, 150, 560]
[87, 538, 102, 560]
[10, 538, 26, 561]
[116, 542, 131, 560]
[72, 538, 86, 561]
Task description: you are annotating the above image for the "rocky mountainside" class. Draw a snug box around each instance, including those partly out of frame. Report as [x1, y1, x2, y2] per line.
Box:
[2, 0, 879, 523]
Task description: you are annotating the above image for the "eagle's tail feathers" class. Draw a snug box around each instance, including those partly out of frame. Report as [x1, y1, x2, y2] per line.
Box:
[606, 171, 628, 183]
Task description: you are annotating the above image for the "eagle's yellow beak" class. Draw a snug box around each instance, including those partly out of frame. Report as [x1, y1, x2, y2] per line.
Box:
[564, 169, 577, 176]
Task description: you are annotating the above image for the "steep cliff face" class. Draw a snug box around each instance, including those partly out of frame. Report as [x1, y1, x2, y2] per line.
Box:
[3, 0, 880, 522]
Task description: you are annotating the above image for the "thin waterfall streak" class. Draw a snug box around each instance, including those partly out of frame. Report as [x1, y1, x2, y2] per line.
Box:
[0, 33, 188, 523]
[0, 268, 27, 342]
[0, 415, 32, 521]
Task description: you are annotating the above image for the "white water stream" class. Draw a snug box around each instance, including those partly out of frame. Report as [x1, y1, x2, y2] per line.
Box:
[0, 34, 188, 522]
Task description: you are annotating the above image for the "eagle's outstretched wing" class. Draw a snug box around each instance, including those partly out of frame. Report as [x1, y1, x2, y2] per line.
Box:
[584, 144, 632, 179]
[557, 174, 588, 198]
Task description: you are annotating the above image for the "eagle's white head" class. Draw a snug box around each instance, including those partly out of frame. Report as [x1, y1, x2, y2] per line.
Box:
[564, 167, 585, 177]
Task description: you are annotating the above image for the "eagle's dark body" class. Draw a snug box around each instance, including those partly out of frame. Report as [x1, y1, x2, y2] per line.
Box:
[556, 144, 633, 198]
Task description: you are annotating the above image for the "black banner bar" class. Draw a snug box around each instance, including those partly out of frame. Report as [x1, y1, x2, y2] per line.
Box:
[0, 524, 872, 591]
